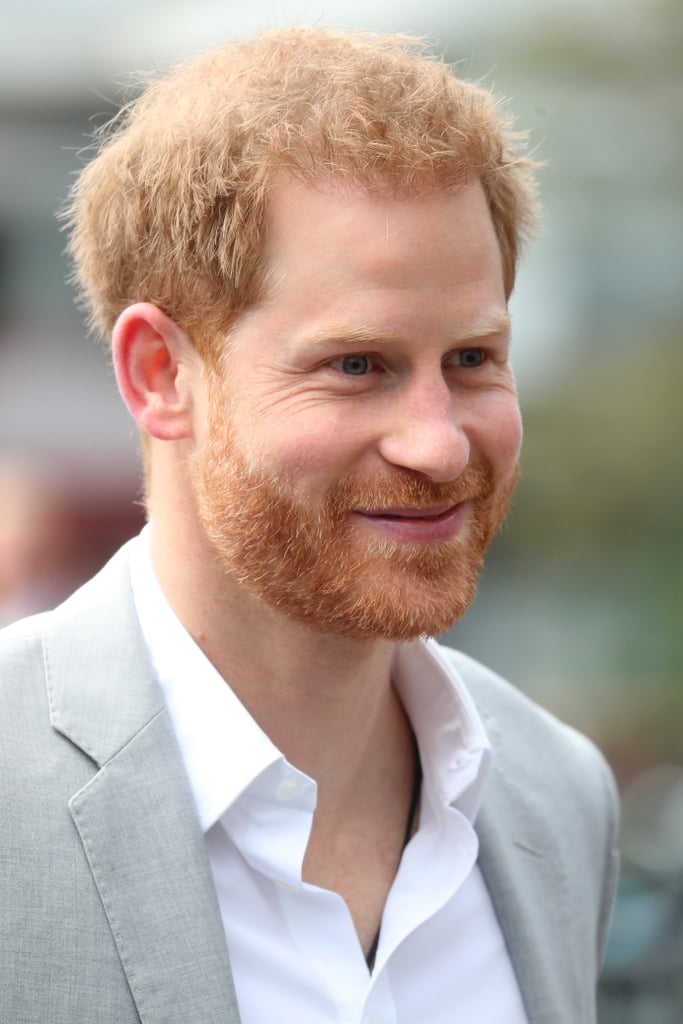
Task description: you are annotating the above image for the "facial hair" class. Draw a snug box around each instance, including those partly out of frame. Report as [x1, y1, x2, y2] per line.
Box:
[191, 410, 518, 642]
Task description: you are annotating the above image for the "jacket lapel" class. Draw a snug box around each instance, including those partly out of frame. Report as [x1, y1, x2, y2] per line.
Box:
[45, 544, 595, 1023]
[477, 799, 568, 1024]
[46, 543, 241, 1024]
[474, 707, 589, 1024]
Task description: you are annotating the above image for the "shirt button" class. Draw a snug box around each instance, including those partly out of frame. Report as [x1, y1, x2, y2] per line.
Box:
[276, 777, 299, 801]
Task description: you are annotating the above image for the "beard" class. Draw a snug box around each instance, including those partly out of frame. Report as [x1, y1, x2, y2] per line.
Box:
[191, 408, 517, 642]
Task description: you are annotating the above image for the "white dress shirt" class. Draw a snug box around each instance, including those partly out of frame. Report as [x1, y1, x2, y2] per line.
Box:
[129, 530, 529, 1023]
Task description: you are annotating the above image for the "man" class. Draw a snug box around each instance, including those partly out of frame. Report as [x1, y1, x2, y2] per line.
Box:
[1, 27, 618, 1024]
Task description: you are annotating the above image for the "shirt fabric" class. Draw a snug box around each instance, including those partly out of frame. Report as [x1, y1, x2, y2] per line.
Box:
[129, 529, 529, 1024]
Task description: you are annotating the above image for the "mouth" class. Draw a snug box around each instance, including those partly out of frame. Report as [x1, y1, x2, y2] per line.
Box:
[359, 503, 462, 522]
[352, 501, 469, 543]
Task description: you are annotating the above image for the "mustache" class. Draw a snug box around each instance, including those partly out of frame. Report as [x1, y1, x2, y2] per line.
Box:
[327, 462, 494, 513]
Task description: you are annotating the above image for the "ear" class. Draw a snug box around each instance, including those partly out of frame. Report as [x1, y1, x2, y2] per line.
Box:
[112, 303, 200, 441]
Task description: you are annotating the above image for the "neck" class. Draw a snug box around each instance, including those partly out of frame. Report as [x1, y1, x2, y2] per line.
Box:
[148, 497, 420, 954]
[148, 512, 409, 802]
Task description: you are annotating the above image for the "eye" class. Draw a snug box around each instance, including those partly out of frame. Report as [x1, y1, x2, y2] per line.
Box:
[454, 347, 487, 369]
[333, 354, 373, 376]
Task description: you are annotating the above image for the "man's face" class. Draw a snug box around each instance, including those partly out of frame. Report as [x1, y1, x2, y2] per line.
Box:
[192, 180, 522, 641]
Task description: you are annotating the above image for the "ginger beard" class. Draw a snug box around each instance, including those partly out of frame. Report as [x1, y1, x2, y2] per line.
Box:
[192, 399, 518, 642]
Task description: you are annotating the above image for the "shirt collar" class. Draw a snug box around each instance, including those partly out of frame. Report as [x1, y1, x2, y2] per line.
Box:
[392, 639, 491, 822]
[129, 527, 284, 832]
[128, 527, 491, 833]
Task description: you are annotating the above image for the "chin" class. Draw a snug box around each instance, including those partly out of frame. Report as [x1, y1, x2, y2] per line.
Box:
[269, 559, 482, 643]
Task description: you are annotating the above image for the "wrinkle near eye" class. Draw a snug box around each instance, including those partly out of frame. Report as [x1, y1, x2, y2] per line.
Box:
[240, 373, 357, 420]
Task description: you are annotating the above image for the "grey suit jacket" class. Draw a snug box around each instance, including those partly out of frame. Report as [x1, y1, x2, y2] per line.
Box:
[0, 542, 619, 1024]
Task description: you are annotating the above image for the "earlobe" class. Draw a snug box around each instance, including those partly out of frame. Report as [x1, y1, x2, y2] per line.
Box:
[112, 303, 197, 441]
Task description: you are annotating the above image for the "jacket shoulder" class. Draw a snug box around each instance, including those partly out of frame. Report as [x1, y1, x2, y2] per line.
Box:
[0, 612, 52, 720]
[439, 644, 618, 804]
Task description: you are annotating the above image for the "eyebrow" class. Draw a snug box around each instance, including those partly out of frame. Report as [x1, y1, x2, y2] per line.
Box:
[298, 311, 511, 349]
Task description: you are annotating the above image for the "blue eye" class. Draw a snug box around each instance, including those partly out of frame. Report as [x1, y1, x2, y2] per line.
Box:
[338, 354, 372, 375]
[457, 348, 486, 368]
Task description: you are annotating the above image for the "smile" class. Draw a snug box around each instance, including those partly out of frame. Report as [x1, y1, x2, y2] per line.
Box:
[352, 502, 469, 542]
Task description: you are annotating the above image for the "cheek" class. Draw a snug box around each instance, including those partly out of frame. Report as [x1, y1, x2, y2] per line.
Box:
[252, 416, 357, 479]
[476, 396, 523, 473]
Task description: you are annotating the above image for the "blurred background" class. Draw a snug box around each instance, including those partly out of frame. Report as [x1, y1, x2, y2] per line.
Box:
[1, 0, 681, 1018]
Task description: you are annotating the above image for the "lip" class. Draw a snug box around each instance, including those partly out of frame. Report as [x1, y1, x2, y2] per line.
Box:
[352, 501, 469, 543]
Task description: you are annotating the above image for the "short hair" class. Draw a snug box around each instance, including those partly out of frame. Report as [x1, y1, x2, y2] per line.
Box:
[64, 26, 540, 360]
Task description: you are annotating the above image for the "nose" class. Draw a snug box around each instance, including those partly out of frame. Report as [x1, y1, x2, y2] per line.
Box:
[376, 376, 470, 483]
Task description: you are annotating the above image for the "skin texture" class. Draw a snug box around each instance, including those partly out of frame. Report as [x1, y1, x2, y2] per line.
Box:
[192, 179, 521, 641]
[112, 178, 522, 954]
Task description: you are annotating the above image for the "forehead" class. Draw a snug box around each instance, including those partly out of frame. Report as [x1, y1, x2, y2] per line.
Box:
[256, 177, 505, 307]
[221, 178, 508, 375]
